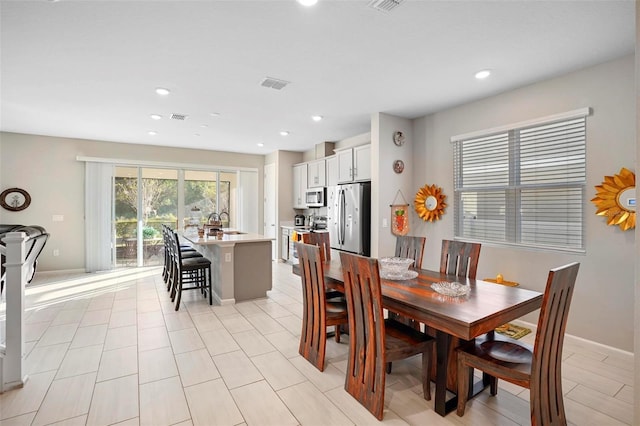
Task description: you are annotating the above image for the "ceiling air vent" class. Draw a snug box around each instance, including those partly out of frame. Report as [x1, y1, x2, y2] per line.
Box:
[368, 0, 404, 12]
[260, 77, 290, 90]
[170, 113, 188, 120]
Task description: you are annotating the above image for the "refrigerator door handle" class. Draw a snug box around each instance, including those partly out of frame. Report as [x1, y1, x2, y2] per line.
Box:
[339, 189, 346, 245]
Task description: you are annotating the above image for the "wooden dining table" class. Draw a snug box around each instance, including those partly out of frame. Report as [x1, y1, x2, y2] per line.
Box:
[292, 258, 543, 416]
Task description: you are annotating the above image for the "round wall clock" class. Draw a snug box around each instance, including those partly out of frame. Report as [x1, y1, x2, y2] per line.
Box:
[0, 188, 31, 212]
[393, 131, 405, 146]
[393, 160, 405, 174]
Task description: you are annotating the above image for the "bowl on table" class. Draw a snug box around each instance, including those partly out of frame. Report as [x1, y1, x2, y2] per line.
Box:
[379, 257, 418, 280]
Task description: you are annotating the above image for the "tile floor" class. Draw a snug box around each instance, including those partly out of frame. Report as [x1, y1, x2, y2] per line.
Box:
[0, 262, 634, 425]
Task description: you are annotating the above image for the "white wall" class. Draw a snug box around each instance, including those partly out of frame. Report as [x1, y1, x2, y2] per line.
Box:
[371, 113, 414, 259]
[410, 55, 635, 351]
[635, 5, 639, 421]
[0, 132, 265, 272]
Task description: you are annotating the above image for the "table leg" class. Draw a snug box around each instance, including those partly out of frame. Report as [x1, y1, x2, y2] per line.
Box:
[434, 330, 458, 415]
[434, 330, 492, 416]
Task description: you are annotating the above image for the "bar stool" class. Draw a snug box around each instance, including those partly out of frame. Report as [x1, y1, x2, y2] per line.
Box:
[168, 231, 212, 310]
[162, 225, 201, 292]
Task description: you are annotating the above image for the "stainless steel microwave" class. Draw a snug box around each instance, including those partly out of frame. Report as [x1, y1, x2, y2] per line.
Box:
[305, 187, 326, 207]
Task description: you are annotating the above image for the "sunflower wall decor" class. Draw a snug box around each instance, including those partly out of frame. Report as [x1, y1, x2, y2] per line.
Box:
[414, 184, 447, 222]
[591, 167, 636, 231]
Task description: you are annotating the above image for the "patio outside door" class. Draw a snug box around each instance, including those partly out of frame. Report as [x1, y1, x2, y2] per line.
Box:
[114, 167, 178, 267]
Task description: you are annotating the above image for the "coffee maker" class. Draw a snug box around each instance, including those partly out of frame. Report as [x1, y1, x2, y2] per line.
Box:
[294, 214, 305, 227]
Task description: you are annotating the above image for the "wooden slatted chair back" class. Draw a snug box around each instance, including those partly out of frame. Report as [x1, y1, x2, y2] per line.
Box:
[530, 262, 580, 424]
[297, 242, 331, 371]
[309, 232, 331, 262]
[394, 236, 425, 269]
[440, 239, 481, 279]
[340, 252, 387, 420]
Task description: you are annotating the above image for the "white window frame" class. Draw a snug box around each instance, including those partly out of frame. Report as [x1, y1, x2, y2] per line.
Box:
[451, 107, 590, 253]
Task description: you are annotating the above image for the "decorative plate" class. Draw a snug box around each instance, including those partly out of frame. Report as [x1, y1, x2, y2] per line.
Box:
[380, 269, 418, 281]
[393, 160, 405, 174]
[431, 281, 470, 297]
[393, 131, 405, 146]
[0, 187, 31, 212]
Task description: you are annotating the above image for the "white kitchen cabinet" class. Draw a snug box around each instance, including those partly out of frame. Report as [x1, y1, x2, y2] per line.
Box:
[336, 144, 371, 183]
[281, 227, 290, 261]
[353, 144, 371, 181]
[292, 163, 307, 209]
[307, 159, 326, 187]
[325, 155, 338, 187]
[337, 149, 353, 183]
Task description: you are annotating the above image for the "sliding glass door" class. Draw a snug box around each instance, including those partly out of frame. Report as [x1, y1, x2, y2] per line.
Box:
[114, 167, 177, 267]
[113, 167, 240, 268]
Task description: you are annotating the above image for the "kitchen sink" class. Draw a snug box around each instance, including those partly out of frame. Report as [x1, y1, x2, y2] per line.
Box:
[223, 231, 246, 235]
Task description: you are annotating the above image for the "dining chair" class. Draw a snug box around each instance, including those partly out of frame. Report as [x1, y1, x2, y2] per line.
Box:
[440, 239, 481, 279]
[339, 251, 434, 420]
[168, 230, 212, 310]
[302, 232, 343, 300]
[386, 235, 426, 373]
[296, 242, 348, 371]
[456, 262, 580, 425]
[308, 231, 331, 262]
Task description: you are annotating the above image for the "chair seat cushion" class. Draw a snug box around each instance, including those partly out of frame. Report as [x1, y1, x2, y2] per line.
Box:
[457, 333, 533, 379]
[326, 300, 348, 321]
[325, 290, 344, 300]
[181, 251, 203, 259]
[384, 318, 433, 360]
[479, 340, 533, 364]
[181, 257, 211, 267]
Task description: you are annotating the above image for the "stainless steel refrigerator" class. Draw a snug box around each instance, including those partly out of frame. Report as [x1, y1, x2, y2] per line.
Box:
[327, 182, 371, 256]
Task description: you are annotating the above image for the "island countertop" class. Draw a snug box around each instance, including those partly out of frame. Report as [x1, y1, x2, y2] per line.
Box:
[183, 231, 274, 246]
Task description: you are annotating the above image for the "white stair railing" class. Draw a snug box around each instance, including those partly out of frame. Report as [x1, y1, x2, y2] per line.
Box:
[0, 232, 28, 393]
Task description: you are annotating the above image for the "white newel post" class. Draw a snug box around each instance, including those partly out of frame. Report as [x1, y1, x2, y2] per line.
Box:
[1, 232, 28, 393]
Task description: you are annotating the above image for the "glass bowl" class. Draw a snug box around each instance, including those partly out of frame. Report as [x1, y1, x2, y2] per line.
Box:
[430, 281, 470, 297]
[379, 257, 414, 275]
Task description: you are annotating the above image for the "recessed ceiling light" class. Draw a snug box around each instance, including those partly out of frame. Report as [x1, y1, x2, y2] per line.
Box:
[312, 115, 323, 122]
[210, 112, 220, 117]
[150, 114, 162, 120]
[257, 143, 264, 147]
[194, 133, 200, 137]
[475, 69, 491, 80]
[280, 131, 290, 136]
[155, 87, 170, 96]
[148, 131, 157, 136]
[200, 124, 208, 128]
[297, 0, 318, 6]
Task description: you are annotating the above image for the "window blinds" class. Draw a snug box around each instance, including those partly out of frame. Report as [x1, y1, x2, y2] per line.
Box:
[453, 111, 587, 251]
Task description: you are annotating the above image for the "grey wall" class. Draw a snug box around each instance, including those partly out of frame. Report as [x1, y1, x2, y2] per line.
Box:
[409, 55, 635, 351]
[0, 132, 265, 272]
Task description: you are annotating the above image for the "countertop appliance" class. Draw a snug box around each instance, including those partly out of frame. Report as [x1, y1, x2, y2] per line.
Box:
[294, 214, 306, 227]
[310, 215, 327, 230]
[327, 182, 371, 256]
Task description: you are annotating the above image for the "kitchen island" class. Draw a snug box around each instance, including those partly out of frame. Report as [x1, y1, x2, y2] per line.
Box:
[183, 231, 274, 305]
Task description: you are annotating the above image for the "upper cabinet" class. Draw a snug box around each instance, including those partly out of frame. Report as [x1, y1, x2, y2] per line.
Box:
[307, 159, 326, 188]
[292, 163, 307, 209]
[354, 145, 371, 181]
[325, 155, 338, 187]
[336, 145, 371, 183]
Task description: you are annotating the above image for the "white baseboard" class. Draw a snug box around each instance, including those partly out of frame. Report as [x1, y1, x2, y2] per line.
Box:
[512, 319, 633, 360]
